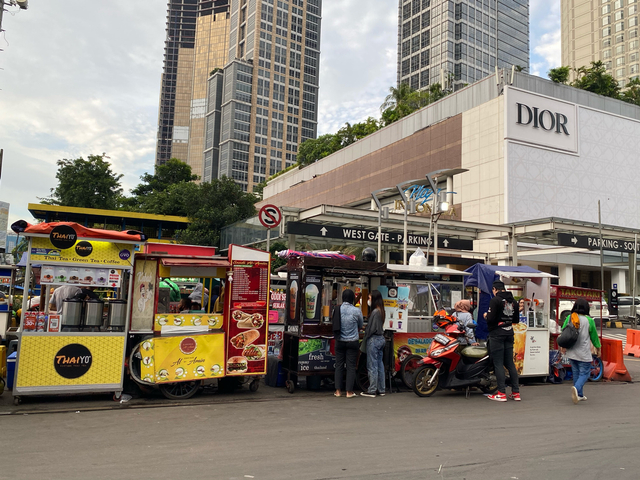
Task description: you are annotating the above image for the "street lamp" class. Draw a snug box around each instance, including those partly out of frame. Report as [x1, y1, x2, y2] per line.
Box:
[371, 187, 395, 262]
[396, 178, 428, 265]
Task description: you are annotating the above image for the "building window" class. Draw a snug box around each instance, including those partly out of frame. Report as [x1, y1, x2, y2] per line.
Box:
[616, 21, 625, 31]
[616, 33, 625, 42]
[420, 70, 429, 87]
[617, 56, 626, 65]
[616, 67, 626, 76]
[615, 10, 624, 20]
[604, 38, 612, 47]
[411, 54, 420, 72]
[617, 44, 626, 54]
[604, 49, 612, 58]
[411, 74, 419, 90]
[630, 63, 639, 73]
[615, 0, 623, 9]
[603, 26, 612, 37]
[630, 29, 638, 37]
[603, 5, 611, 13]
[603, 15, 611, 25]
[631, 16, 638, 26]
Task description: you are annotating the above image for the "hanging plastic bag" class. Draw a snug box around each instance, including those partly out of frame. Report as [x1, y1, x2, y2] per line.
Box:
[409, 247, 427, 266]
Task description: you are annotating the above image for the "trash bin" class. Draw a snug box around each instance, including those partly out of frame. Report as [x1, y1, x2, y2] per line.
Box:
[7, 351, 16, 390]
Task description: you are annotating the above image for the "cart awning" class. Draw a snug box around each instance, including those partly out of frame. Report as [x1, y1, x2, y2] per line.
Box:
[387, 264, 471, 276]
[11, 221, 146, 242]
[495, 271, 557, 280]
[160, 258, 231, 268]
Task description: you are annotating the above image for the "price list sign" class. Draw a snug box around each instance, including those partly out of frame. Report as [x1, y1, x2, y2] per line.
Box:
[226, 260, 270, 376]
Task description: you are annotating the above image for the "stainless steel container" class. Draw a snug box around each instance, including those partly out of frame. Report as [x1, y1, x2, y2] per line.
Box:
[62, 298, 83, 326]
[107, 299, 127, 328]
[84, 299, 104, 327]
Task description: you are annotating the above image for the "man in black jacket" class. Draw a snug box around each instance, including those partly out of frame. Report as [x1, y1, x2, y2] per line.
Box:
[484, 281, 520, 402]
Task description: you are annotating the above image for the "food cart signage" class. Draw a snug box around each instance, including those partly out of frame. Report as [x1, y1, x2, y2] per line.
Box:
[227, 259, 270, 375]
[550, 286, 601, 301]
[30, 237, 134, 267]
[54, 344, 93, 379]
[558, 232, 640, 253]
[49, 225, 77, 249]
[40, 264, 122, 288]
[298, 338, 335, 371]
[287, 222, 473, 250]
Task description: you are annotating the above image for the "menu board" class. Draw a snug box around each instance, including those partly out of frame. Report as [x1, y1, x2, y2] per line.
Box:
[286, 271, 301, 325]
[302, 274, 322, 323]
[30, 237, 134, 267]
[130, 259, 157, 332]
[378, 285, 410, 333]
[40, 264, 122, 288]
[226, 260, 269, 376]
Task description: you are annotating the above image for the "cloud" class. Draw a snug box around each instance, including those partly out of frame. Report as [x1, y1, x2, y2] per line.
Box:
[530, 0, 561, 78]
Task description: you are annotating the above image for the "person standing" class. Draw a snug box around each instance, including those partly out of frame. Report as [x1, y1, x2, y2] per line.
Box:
[560, 298, 601, 404]
[49, 285, 82, 316]
[453, 299, 478, 346]
[361, 290, 386, 397]
[484, 281, 520, 402]
[334, 289, 363, 398]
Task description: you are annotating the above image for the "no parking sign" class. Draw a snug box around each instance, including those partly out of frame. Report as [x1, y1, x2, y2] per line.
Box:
[259, 204, 282, 229]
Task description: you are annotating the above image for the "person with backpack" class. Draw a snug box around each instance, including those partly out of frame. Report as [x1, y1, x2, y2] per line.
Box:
[484, 280, 521, 402]
[560, 298, 601, 404]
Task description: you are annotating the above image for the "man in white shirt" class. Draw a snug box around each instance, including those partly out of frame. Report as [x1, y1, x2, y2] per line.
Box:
[49, 285, 82, 316]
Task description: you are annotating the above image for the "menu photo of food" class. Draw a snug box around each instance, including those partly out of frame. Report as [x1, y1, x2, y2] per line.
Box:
[96, 269, 108, 286]
[232, 309, 265, 329]
[230, 329, 260, 349]
[242, 344, 265, 361]
[227, 356, 248, 373]
[55, 267, 68, 284]
[81, 268, 94, 285]
[68, 268, 80, 284]
[41, 266, 55, 284]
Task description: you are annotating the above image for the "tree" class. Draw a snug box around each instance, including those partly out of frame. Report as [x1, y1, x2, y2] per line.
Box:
[297, 133, 342, 165]
[571, 61, 620, 98]
[42, 154, 123, 210]
[548, 66, 570, 84]
[166, 177, 257, 246]
[380, 82, 449, 126]
[269, 241, 287, 274]
[621, 77, 640, 106]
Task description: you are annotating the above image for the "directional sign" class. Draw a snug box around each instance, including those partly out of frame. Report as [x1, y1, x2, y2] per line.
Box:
[558, 233, 640, 253]
[287, 222, 474, 250]
[258, 204, 282, 229]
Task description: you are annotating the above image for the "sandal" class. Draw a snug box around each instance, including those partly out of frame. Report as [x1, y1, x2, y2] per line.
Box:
[346, 393, 356, 398]
[333, 392, 341, 397]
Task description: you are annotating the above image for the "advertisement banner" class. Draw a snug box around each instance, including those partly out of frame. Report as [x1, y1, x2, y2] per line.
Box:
[40, 264, 121, 288]
[521, 328, 550, 376]
[379, 286, 410, 332]
[0, 201, 8, 250]
[270, 288, 286, 324]
[302, 274, 322, 322]
[131, 259, 157, 332]
[393, 332, 437, 370]
[297, 338, 335, 372]
[226, 260, 270, 375]
[154, 313, 224, 332]
[267, 324, 284, 356]
[15, 335, 126, 389]
[138, 333, 225, 384]
[30, 237, 134, 267]
[286, 271, 301, 325]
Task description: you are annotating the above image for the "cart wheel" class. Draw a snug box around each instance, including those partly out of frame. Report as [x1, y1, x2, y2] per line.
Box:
[249, 379, 260, 392]
[400, 355, 422, 389]
[159, 381, 202, 400]
[589, 355, 604, 382]
[286, 380, 295, 394]
[13, 396, 21, 406]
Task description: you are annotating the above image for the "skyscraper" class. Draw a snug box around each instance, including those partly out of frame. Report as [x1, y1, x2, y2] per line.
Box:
[156, 1, 231, 168]
[562, 0, 640, 87]
[397, 0, 529, 90]
[204, 0, 322, 191]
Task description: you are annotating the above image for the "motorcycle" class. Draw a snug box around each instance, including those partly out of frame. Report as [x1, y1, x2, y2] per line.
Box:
[412, 310, 498, 397]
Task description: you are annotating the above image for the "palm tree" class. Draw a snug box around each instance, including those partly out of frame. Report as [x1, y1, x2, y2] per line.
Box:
[380, 83, 416, 113]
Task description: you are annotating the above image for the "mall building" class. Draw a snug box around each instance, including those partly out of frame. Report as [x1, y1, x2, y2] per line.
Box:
[224, 69, 640, 293]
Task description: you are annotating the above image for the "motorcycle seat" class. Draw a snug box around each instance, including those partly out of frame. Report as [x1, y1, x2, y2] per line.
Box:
[460, 346, 488, 358]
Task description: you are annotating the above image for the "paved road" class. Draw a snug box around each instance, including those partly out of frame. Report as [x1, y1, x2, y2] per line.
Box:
[2, 358, 639, 480]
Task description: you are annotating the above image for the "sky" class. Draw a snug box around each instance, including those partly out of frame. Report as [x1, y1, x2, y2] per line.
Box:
[0, 0, 560, 228]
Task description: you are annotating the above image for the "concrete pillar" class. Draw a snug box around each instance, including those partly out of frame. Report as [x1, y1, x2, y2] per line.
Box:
[611, 269, 626, 292]
[558, 264, 573, 286]
[288, 234, 296, 251]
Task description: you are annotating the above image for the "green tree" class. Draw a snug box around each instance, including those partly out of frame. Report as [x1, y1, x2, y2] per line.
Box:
[269, 240, 287, 274]
[163, 177, 257, 246]
[42, 154, 123, 209]
[297, 133, 342, 165]
[380, 82, 449, 126]
[571, 61, 620, 98]
[548, 66, 571, 84]
[621, 77, 640, 106]
[335, 117, 381, 147]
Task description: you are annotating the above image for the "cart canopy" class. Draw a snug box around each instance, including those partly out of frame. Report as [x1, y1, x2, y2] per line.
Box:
[160, 258, 230, 268]
[11, 221, 146, 242]
[463, 265, 546, 294]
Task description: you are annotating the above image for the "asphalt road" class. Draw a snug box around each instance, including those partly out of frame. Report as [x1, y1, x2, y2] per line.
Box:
[2, 357, 639, 480]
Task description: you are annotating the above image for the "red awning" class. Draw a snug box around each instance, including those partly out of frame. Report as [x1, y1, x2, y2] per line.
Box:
[15, 221, 146, 242]
[161, 258, 230, 268]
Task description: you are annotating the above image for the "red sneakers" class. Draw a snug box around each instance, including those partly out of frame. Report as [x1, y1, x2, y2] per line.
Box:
[487, 393, 507, 402]
[508, 393, 521, 401]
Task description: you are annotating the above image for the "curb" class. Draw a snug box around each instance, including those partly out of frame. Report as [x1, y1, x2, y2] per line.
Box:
[606, 321, 624, 328]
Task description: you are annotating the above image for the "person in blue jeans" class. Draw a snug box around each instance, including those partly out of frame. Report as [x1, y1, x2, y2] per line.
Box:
[560, 297, 601, 404]
[361, 290, 386, 397]
[334, 289, 363, 398]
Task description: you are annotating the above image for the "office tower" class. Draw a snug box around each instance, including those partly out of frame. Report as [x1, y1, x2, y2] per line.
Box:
[397, 0, 529, 90]
[204, 0, 322, 191]
[156, 0, 231, 170]
[562, 0, 640, 87]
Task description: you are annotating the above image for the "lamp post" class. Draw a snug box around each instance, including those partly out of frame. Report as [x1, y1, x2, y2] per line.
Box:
[371, 187, 394, 262]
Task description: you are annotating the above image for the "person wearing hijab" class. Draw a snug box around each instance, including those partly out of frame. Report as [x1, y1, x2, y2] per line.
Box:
[560, 297, 601, 404]
[453, 299, 478, 346]
[189, 283, 209, 311]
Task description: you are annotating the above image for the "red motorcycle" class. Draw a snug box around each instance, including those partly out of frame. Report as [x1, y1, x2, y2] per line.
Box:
[412, 311, 498, 397]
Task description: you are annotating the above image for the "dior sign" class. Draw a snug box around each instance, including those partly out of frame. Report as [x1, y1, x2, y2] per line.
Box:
[516, 103, 570, 135]
[505, 87, 578, 153]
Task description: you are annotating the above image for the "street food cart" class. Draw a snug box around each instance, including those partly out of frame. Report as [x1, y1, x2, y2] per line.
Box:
[128, 243, 270, 399]
[464, 264, 556, 378]
[10, 221, 144, 405]
[280, 252, 387, 393]
[0, 266, 17, 341]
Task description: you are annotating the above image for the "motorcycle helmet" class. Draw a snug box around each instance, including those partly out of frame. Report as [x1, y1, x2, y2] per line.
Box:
[361, 247, 377, 262]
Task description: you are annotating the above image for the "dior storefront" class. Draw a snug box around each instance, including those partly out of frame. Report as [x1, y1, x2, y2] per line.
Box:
[256, 71, 640, 292]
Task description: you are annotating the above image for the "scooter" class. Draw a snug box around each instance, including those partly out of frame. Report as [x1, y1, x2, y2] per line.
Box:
[412, 311, 498, 397]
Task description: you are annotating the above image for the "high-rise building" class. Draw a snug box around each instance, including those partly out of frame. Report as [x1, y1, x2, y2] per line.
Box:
[204, 0, 322, 191]
[156, 1, 231, 170]
[562, 0, 640, 87]
[397, 0, 529, 90]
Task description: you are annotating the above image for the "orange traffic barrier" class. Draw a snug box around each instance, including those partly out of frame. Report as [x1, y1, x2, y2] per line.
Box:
[602, 338, 633, 382]
[623, 329, 640, 358]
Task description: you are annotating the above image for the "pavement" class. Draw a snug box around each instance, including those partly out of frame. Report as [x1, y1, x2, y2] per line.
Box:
[1, 348, 639, 480]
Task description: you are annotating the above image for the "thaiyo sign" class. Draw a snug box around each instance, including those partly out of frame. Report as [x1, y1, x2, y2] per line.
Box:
[505, 87, 578, 154]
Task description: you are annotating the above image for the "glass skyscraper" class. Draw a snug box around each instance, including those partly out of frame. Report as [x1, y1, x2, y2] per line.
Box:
[397, 0, 529, 90]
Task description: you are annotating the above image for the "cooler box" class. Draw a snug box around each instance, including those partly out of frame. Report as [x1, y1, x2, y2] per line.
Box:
[6, 351, 16, 390]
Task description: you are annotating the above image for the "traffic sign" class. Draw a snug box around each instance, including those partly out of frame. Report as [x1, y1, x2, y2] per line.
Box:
[258, 204, 282, 229]
[558, 233, 640, 253]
